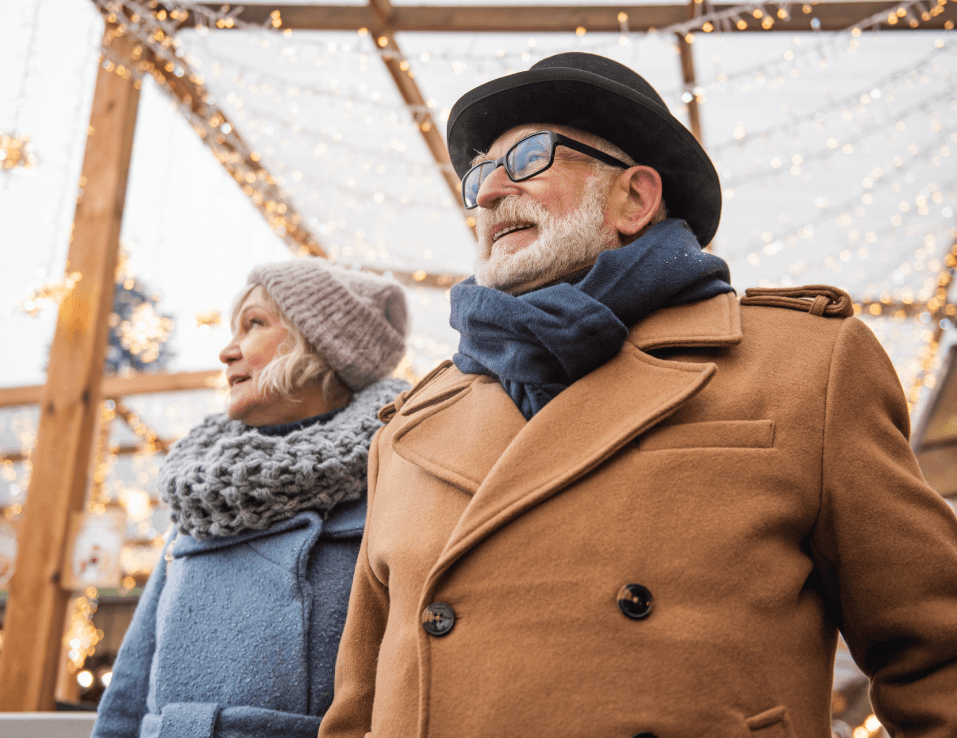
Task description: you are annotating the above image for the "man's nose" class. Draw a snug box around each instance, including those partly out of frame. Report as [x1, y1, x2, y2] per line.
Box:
[475, 164, 520, 209]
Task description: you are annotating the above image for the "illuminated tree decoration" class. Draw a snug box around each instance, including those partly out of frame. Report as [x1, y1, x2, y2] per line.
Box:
[105, 274, 174, 374]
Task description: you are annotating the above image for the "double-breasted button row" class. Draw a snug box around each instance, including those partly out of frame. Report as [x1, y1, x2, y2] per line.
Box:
[618, 583, 654, 620]
[423, 586, 651, 639]
[422, 602, 455, 636]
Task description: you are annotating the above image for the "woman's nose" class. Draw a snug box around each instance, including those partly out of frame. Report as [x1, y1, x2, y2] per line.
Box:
[475, 164, 520, 209]
[219, 339, 240, 365]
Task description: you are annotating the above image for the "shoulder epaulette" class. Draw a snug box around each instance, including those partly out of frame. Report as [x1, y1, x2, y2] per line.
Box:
[378, 360, 454, 422]
[739, 285, 854, 318]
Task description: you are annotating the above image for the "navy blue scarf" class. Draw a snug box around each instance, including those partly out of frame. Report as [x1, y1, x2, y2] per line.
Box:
[450, 218, 734, 419]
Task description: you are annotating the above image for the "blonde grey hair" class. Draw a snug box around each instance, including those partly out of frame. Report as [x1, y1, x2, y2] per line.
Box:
[229, 284, 348, 405]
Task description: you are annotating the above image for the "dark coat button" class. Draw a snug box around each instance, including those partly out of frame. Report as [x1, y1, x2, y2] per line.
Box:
[618, 583, 653, 620]
[631, 733, 658, 738]
[422, 602, 455, 636]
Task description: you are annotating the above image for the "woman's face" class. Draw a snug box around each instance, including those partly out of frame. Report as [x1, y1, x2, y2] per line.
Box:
[219, 287, 295, 426]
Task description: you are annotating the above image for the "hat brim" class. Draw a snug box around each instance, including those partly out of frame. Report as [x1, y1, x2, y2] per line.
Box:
[448, 67, 721, 246]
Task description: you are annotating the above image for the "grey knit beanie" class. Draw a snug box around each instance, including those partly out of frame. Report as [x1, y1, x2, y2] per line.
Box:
[247, 259, 408, 391]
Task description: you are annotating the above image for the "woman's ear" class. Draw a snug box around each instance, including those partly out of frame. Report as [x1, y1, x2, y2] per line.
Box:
[610, 165, 663, 240]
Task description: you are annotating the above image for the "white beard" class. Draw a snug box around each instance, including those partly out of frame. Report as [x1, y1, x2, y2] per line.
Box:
[474, 174, 618, 292]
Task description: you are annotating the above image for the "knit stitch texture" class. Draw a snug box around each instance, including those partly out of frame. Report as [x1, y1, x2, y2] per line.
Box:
[248, 260, 408, 390]
[160, 377, 407, 538]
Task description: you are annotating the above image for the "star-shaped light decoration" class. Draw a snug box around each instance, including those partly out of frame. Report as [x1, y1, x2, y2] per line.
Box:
[0, 134, 36, 171]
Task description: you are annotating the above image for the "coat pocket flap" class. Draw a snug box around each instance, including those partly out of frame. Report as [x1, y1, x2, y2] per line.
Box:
[745, 706, 796, 738]
[639, 419, 774, 451]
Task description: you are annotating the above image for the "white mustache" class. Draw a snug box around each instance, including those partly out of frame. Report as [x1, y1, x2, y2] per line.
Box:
[477, 196, 551, 253]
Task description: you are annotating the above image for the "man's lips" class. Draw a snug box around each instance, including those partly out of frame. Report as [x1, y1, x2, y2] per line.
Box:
[228, 374, 250, 388]
[492, 222, 535, 242]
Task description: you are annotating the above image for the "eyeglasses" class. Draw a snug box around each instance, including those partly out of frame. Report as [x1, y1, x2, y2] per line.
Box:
[461, 130, 632, 210]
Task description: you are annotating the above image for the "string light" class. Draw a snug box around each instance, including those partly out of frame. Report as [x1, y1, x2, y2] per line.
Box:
[0, 0, 42, 186]
[0, 134, 36, 171]
[712, 40, 956, 154]
[88, 402, 116, 515]
[727, 135, 956, 264]
[722, 87, 956, 190]
[853, 713, 885, 738]
[64, 592, 103, 673]
[194, 309, 222, 334]
[16, 270, 82, 317]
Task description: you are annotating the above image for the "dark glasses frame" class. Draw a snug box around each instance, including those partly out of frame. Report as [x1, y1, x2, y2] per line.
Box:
[461, 130, 633, 210]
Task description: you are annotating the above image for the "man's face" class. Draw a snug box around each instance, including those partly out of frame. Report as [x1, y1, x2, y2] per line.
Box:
[472, 125, 620, 293]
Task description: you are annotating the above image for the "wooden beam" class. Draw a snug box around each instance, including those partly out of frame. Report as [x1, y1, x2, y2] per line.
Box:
[0, 32, 141, 712]
[0, 369, 224, 408]
[185, 2, 957, 33]
[98, 14, 328, 258]
[1, 442, 176, 464]
[0, 385, 47, 408]
[367, 0, 476, 237]
[114, 400, 171, 454]
[676, 32, 703, 146]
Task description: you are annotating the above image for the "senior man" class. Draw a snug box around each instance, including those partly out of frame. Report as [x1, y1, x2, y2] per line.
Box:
[320, 53, 957, 738]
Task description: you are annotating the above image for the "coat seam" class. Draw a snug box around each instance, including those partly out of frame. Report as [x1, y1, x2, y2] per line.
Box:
[814, 318, 863, 646]
[295, 528, 317, 716]
[817, 320, 842, 543]
[366, 430, 388, 589]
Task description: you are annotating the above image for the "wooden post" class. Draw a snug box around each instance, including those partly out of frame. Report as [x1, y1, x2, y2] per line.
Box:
[676, 32, 703, 146]
[367, 0, 476, 237]
[0, 31, 141, 711]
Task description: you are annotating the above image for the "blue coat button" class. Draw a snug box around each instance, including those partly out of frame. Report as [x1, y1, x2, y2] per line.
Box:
[422, 602, 455, 636]
[618, 583, 654, 620]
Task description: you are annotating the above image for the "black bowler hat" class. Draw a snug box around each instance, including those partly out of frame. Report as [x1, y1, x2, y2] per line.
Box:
[447, 52, 721, 247]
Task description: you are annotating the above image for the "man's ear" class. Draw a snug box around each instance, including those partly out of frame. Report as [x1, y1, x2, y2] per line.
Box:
[610, 165, 663, 240]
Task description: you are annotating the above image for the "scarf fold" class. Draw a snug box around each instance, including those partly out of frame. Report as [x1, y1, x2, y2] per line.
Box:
[450, 218, 734, 419]
[159, 377, 407, 539]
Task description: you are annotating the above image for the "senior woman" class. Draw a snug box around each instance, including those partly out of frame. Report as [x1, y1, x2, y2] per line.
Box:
[92, 259, 409, 738]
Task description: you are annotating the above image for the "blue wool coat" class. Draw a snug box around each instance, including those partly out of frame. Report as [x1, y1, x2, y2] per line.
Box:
[92, 499, 365, 738]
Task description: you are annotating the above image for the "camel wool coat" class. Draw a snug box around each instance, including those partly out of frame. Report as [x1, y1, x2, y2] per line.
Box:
[320, 289, 957, 738]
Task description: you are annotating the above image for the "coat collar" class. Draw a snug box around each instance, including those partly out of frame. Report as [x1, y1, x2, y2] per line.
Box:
[389, 294, 742, 591]
[628, 291, 741, 351]
[391, 293, 741, 497]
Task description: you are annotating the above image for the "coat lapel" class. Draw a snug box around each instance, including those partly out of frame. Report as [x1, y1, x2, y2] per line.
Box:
[425, 342, 717, 589]
[389, 293, 742, 590]
[390, 373, 527, 496]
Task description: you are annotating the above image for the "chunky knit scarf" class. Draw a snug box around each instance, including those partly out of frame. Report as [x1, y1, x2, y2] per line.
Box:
[159, 377, 407, 539]
[451, 219, 734, 419]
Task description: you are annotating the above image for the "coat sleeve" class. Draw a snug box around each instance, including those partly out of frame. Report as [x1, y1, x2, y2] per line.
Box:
[810, 317, 957, 736]
[91, 539, 170, 738]
[318, 430, 391, 738]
